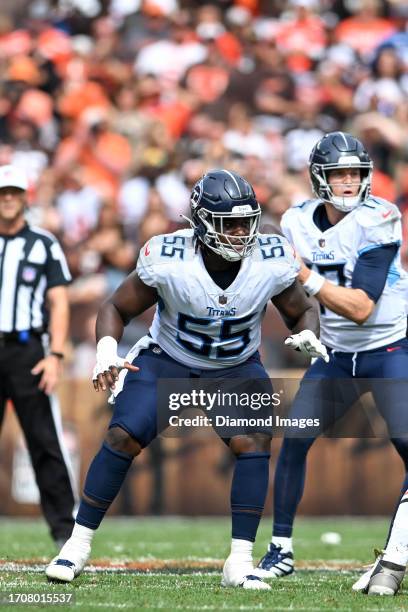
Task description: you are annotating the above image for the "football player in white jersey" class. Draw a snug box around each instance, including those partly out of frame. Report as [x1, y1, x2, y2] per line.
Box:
[45, 169, 327, 589]
[256, 132, 408, 595]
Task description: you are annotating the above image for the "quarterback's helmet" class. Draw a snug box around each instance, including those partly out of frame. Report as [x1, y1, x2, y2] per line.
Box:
[190, 169, 261, 261]
[309, 132, 373, 212]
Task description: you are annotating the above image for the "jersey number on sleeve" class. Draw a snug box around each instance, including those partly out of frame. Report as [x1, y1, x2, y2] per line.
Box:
[161, 236, 186, 259]
[177, 313, 254, 358]
[258, 236, 285, 259]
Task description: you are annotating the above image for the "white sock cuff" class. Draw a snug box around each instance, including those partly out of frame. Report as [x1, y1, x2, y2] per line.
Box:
[72, 523, 95, 544]
[272, 536, 293, 553]
[231, 538, 254, 556]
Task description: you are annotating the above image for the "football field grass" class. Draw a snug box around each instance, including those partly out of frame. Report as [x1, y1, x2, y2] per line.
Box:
[0, 516, 406, 610]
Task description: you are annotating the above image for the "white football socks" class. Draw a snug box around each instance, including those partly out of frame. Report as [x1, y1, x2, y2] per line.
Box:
[230, 538, 253, 563]
[70, 523, 95, 551]
[272, 536, 293, 553]
[383, 492, 408, 567]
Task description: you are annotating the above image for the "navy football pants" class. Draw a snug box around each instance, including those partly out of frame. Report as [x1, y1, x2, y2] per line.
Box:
[273, 337, 408, 538]
[110, 346, 272, 446]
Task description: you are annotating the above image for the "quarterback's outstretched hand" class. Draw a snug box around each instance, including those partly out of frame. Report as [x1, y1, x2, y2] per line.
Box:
[92, 336, 139, 391]
[285, 330, 329, 363]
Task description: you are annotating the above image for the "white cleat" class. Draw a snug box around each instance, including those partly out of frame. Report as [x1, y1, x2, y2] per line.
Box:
[221, 555, 271, 590]
[45, 538, 91, 583]
[256, 543, 295, 578]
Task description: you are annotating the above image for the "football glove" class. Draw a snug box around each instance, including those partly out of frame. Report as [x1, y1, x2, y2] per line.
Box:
[92, 336, 127, 382]
[285, 330, 329, 363]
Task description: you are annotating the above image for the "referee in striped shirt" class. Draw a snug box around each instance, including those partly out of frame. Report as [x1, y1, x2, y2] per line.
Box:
[0, 165, 76, 548]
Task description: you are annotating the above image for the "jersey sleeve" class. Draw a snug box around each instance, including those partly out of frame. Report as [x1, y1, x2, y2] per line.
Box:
[352, 243, 399, 302]
[136, 236, 162, 288]
[45, 238, 72, 288]
[356, 200, 402, 255]
[280, 209, 295, 245]
[265, 234, 300, 296]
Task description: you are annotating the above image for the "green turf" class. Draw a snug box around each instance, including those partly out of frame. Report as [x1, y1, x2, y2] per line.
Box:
[0, 517, 406, 610]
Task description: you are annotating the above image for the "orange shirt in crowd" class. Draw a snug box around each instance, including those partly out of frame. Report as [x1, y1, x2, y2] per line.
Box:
[36, 28, 73, 71]
[58, 81, 111, 120]
[140, 98, 193, 140]
[371, 169, 397, 203]
[215, 32, 242, 66]
[55, 132, 132, 200]
[234, 0, 259, 15]
[335, 17, 396, 56]
[6, 55, 41, 85]
[276, 16, 327, 58]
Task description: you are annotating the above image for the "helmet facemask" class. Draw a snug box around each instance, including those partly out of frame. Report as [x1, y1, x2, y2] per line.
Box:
[311, 157, 373, 213]
[196, 205, 261, 262]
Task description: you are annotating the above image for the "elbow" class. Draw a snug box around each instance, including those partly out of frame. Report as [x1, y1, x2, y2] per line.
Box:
[352, 314, 369, 326]
[350, 302, 375, 325]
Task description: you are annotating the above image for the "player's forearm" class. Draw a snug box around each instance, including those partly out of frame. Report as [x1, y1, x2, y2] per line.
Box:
[316, 282, 374, 324]
[290, 302, 320, 337]
[95, 301, 126, 343]
[272, 280, 320, 336]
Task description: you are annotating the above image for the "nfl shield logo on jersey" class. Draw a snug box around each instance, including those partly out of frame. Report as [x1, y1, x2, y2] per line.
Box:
[219, 295, 228, 305]
[318, 238, 325, 248]
[22, 266, 36, 282]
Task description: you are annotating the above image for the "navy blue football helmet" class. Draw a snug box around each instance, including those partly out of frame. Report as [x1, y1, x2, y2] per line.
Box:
[190, 169, 261, 261]
[309, 132, 373, 212]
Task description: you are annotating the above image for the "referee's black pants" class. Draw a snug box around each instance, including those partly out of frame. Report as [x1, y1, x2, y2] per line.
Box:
[0, 334, 76, 541]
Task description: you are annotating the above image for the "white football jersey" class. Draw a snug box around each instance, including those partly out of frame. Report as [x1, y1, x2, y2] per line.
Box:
[281, 196, 407, 352]
[136, 228, 299, 369]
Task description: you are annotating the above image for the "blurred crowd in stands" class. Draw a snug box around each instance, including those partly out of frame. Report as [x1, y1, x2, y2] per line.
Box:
[0, 0, 407, 372]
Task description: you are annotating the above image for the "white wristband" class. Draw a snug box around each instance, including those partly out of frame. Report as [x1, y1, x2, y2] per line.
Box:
[302, 270, 325, 296]
[96, 336, 118, 359]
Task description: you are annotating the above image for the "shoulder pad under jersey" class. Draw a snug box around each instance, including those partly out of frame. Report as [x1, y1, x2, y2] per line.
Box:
[137, 229, 194, 287]
[356, 197, 401, 228]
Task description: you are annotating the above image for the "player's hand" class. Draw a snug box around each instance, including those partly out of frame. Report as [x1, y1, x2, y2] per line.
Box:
[92, 358, 139, 392]
[285, 329, 329, 363]
[31, 355, 62, 395]
[92, 336, 139, 392]
[297, 259, 312, 284]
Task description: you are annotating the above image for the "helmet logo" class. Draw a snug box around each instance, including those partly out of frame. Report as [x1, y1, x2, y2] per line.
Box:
[191, 179, 203, 209]
[231, 205, 253, 214]
[337, 155, 360, 165]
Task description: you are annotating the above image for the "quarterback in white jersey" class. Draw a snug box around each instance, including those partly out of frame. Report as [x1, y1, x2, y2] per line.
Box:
[46, 169, 326, 591]
[258, 132, 408, 596]
[281, 194, 406, 352]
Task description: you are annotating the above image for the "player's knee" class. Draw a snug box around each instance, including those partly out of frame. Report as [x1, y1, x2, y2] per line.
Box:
[280, 437, 315, 462]
[229, 433, 272, 456]
[105, 427, 142, 457]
